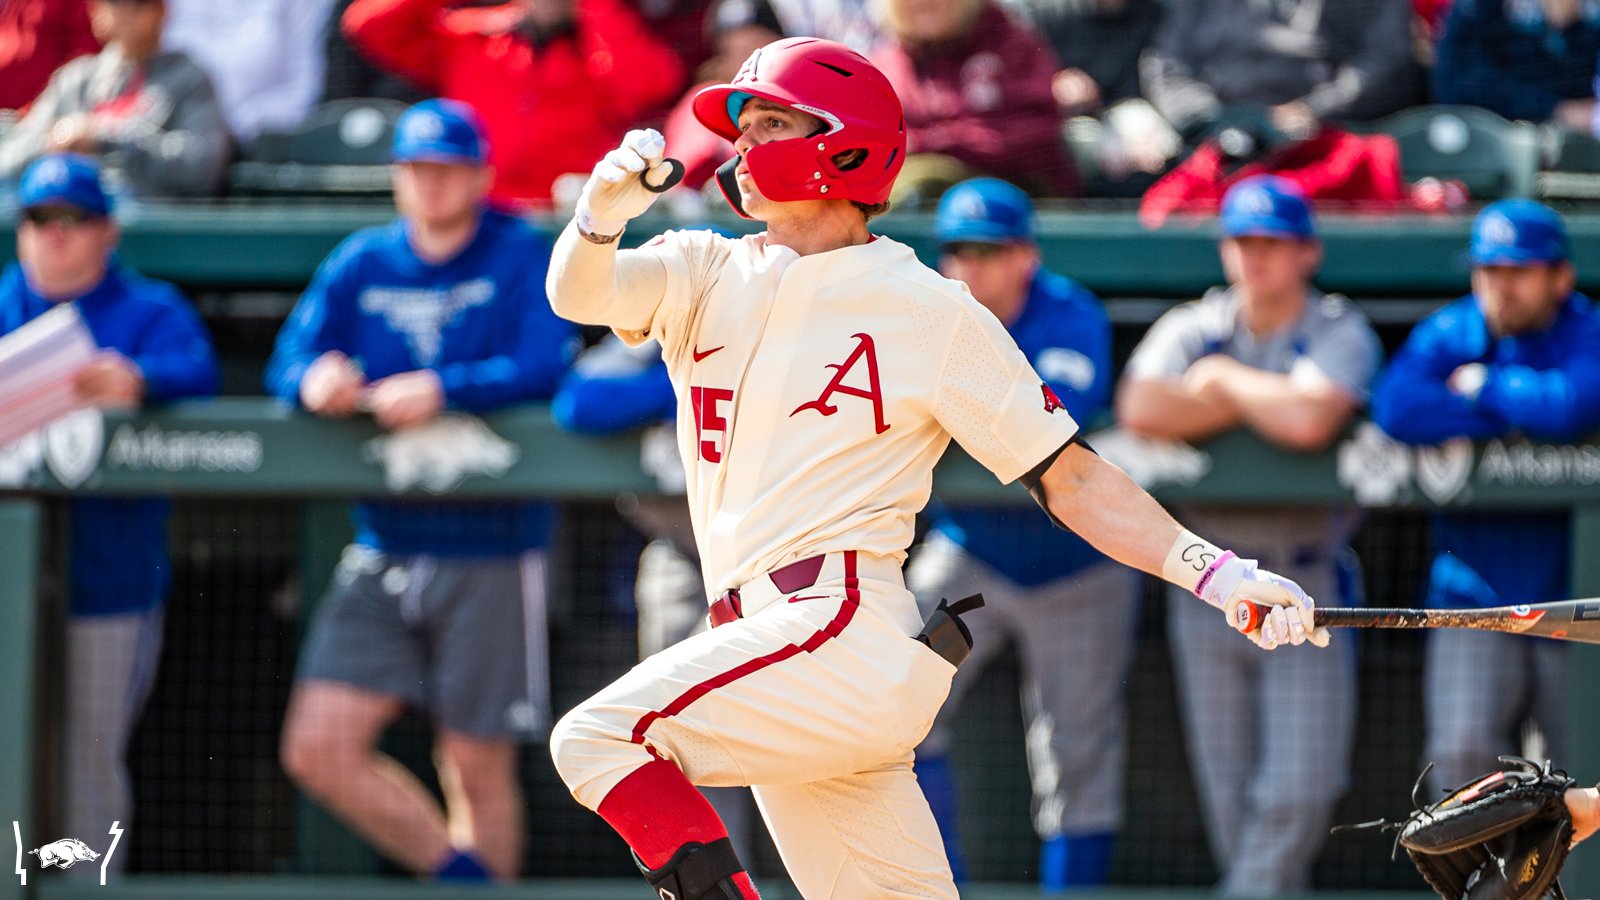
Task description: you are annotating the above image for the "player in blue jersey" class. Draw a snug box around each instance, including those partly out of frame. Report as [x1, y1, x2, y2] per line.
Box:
[1372, 199, 1600, 794]
[903, 177, 1133, 890]
[0, 153, 219, 874]
[268, 99, 578, 881]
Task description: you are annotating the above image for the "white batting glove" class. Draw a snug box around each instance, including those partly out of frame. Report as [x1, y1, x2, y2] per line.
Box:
[1200, 555, 1329, 650]
[575, 129, 675, 237]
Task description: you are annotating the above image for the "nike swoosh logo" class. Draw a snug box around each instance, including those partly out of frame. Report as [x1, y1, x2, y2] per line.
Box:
[788, 594, 829, 604]
[692, 345, 725, 362]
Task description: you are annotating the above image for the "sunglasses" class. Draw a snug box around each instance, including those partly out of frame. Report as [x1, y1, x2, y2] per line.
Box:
[944, 242, 1007, 260]
[22, 207, 100, 228]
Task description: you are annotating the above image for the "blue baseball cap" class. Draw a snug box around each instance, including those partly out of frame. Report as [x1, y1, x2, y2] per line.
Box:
[1219, 175, 1316, 240]
[17, 153, 112, 217]
[1470, 199, 1568, 266]
[935, 177, 1035, 247]
[392, 99, 489, 166]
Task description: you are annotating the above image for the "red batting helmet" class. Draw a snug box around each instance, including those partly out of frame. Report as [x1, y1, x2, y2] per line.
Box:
[692, 37, 905, 216]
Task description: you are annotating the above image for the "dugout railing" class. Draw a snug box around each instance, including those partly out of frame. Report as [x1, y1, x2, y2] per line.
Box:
[2, 401, 1599, 899]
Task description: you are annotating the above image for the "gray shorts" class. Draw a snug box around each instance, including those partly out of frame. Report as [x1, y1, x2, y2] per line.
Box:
[297, 545, 550, 740]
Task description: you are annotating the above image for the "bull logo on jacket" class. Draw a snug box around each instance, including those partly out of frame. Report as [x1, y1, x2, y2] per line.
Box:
[358, 278, 496, 366]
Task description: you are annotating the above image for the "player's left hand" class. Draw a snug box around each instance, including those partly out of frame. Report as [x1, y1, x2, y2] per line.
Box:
[364, 370, 444, 430]
[74, 351, 145, 409]
[1201, 555, 1329, 649]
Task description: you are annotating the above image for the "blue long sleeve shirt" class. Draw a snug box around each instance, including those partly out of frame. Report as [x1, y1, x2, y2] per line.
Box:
[552, 338, 676, 436]
[931, 268, 1114, 587]
[265, 209, 578, 556]
[1372, 291, 1600, 608]
[1433, 0, 1600, 121]
[0, 261, 219, 616]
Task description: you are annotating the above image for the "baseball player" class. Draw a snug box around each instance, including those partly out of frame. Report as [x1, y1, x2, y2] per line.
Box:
[1371, 200, 1600, 795]
[544, 37, 1326, 899]
[1118, 176, 1378, 895]
[904, 177, 1134, 890]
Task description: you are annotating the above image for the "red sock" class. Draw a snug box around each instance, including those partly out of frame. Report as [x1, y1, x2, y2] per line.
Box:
[596, 759, 759, 896]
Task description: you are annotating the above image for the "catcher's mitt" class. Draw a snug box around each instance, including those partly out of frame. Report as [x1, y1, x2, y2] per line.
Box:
[1335, 757, 1576, 900]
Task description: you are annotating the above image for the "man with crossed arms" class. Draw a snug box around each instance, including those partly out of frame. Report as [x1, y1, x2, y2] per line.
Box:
[545, 36, 1326, 899]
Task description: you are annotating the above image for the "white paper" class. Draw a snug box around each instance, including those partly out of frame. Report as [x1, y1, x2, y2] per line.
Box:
[0, 303, 99, 448]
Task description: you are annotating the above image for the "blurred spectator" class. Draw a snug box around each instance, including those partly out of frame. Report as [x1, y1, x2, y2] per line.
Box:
[1140, 0, 1419, 150]
[1117, 177, 1375, 896]
[1004, 0, 1160, 113]
[342, 0, 687, 208]
[623, 0, 716, 88]
[269, 100, 578, 882]
[767, 0, 878, 52]
[1433, 0, 1600, 130]
[871, 0, 1078, 201]
[323, 0, 430, 104]
[1371, 200, 1600, 796]
[907, 178, 1130, 891]
[1002, 0, 1169, 191]
[161, 0, 339, 143]
[661, 0, 784, 199]
[0, 0, 100, 113]
[0, 0, 230, 199]
[551, 330, 765, 871]
[0, 153, 218, 875]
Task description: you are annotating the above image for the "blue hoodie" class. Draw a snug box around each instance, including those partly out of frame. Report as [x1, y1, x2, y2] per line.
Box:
[1373, 291, 1600, 608]
[266, 209, 577, 556]
[0, 261, 219, 615]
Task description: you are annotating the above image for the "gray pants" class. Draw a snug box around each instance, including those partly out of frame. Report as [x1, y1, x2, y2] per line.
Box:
[908, 533, 1139, 838]
[1424, 629, 1567, 793]
[64, 606, 165, 877]
[1166, 558, 1356, 896]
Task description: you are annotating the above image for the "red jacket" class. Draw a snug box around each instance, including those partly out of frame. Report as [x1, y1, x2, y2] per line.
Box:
[344, 0, 686, 207]
[871, 4, 1078, 197]
[0, 0, 99, 111]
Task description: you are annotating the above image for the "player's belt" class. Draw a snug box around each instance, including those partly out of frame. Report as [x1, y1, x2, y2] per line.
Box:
[708, 554, 827, 628]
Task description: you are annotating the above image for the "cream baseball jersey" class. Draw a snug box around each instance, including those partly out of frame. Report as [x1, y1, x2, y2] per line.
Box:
[616, 229, 1080, 597]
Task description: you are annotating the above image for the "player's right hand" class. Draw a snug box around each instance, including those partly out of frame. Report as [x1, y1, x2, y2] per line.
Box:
[1202, 555, 1329, 650]
[575, 129, 675, 238]
[301, 351, 366, 418]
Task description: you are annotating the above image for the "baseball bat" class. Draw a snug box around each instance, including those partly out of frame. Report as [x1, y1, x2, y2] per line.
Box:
[1233, 597, 1600, 644]
[641, 157, 686, 193]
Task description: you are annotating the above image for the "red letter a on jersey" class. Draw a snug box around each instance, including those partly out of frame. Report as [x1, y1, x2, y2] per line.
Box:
[791, 333, 891, 434]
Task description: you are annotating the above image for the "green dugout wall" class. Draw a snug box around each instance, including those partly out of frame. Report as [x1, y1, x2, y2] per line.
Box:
[0, 403, 1598, 897]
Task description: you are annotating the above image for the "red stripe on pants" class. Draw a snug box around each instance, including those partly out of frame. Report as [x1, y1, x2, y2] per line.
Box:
[630, 551, 861, 748]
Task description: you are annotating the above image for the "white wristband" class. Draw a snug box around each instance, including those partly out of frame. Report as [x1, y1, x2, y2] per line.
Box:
[1162, 529, 1228, 596]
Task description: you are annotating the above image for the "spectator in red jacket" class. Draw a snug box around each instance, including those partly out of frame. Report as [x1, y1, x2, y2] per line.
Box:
[343, 0, 686, 208]
[870, 0, 1077, 200]
[0, 0, 100, 113]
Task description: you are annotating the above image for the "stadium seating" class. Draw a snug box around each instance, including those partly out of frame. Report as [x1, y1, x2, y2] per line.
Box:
[1376, 104, 1539, 199]
[227, 98, 406, 198]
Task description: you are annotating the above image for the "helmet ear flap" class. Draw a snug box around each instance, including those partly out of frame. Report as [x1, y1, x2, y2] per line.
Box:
[714, 156, 752, 219]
